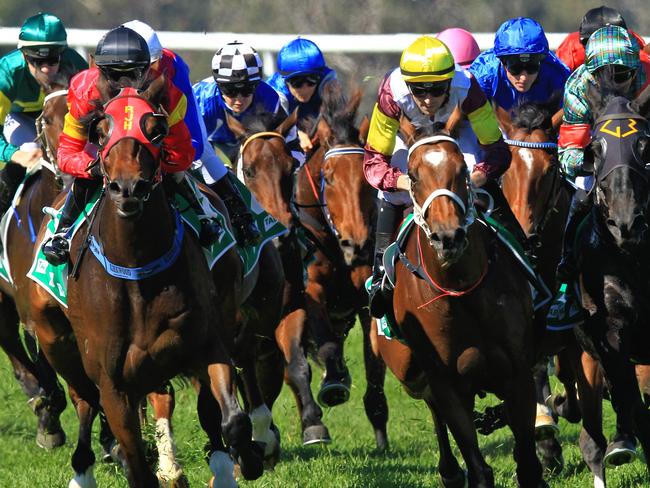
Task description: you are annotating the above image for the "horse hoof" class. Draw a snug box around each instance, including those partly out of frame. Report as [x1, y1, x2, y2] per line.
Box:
[302, 424, 332, 445]
[536, 437, 564, 475]
[233, 441, 264, 481]
[208, 451, 237, 488]
[604, 438, 637, 467]
[317, 380, 351, 407]
[440, 468, 466, 488]
[535, 403, 559, 441]
[158, 474, 189, 488]
[263, 424, 281, 470]
[68, 467, 97, 488]
[36, 428, 66, 450]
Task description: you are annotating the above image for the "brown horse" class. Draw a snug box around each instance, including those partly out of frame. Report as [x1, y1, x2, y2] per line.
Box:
[227, 110, 333, 445]
[376, 121, 544, 487]
[0, 75, 74, 450]
[293, 85, 388, 449]
[27, 82, 264, 487]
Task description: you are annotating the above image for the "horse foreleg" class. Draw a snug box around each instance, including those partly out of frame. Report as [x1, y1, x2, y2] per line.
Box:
[636, 365, 650, 408]
[360, 309, 389, 451]
[205, 359, 264, 481]
[425, 396, 465, 488]
[505, 371, 544, 488]
[275, 309, 330, 445]
[100, 385, 158, 488]
[68, 386, 99, 488]
[147, 383, 187, 486]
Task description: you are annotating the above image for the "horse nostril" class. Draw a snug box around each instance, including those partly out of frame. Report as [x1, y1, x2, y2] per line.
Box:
[340, 239, 351, 249]
[454, 228, 466, 243]
[431, 232, 441, 242]
[606, 219, 617, 228]
[631, 215, 647, 234]
[132, 180, 151, 198]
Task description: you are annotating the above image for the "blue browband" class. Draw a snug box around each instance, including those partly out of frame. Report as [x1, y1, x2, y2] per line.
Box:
[89, 208, 184, 280]
[504, 139, 558, 149]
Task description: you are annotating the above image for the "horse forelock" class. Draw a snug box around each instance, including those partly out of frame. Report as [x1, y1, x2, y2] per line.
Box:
[321, 86, 361, 145]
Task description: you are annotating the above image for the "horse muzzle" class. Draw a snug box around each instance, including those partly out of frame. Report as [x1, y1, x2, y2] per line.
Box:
[607, 213, 649, 250]
[107, 178, 153, 219]
[428, 227, 468, 266]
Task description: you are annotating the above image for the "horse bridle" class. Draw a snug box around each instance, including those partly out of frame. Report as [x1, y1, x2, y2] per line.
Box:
[407, 135, 477, 245]
[505, 138, 564, 242]
[35, 89, 68, 176]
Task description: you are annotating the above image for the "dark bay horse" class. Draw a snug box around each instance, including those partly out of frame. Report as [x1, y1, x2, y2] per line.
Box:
[376, 122, 544, 487]
[568, 87, 650, 487]
[227, 110, 334, 445]
[292, 85, 388, 449]
[27, 82, 264, 487]
[0, 77, 72, 450]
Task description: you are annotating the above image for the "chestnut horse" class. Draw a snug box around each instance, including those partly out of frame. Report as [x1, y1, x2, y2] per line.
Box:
[0, 75, 73, 450]
[293, 85, 388, 449]
[27, 83, 264, 487]
[376, 121, 544, 487]
[227, 110, 333, 445]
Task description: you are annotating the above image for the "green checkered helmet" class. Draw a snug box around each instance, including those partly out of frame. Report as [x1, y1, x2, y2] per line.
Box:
[17, 12, 67, 59]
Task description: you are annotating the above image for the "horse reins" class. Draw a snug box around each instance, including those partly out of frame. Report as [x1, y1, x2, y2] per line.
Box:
[35, 89, 68, 176]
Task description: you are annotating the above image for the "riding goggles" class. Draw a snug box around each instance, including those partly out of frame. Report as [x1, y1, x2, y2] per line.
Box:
[287, 74, 321, 89]
[218, 82, 258, 98]
[407, 80, 450, 98]
[502, 54, 544, 76]
[25, 54, 60, 67]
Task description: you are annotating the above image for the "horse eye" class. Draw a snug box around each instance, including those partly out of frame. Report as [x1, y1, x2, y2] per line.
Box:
[243, 166, 255, 179]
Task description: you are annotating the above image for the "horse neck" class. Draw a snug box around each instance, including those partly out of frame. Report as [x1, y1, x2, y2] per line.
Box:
[96, 188, 177, 267]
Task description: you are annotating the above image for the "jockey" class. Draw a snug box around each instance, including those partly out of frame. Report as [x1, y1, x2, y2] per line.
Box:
[0, 13, 86, 235]
[122, 21, 260, 247]
[549, 25, 649, 328]
[193, 41, 304, 170]
[41, 26, 199, 265]
[470, 17, 569, 113]
[266, 37, 338, 152]
[436, 28, 480, 69]
[556, 6, 650, 73]
[364, 35, 517, 318]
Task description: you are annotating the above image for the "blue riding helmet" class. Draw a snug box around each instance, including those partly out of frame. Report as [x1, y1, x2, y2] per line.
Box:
[277, 37, 326, 79]
[494, 17, 549, 58]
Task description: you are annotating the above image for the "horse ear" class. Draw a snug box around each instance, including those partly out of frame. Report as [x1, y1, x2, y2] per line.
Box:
[399, 115, 417, 146]
[345, 86, 363, 118]
[316, 117, 332, 145]
[225, 112, 247, 140]
[358, 115, 370, 145]
[551, 109, 564, 133]
[275, 107, 299, 137]
[493, 104, 513, 138]
[633, 83, 650, 119]
[444, 104, 463, 138]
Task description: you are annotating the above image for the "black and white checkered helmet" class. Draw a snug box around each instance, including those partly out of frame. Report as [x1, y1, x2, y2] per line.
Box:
[212, 41, 263, 83]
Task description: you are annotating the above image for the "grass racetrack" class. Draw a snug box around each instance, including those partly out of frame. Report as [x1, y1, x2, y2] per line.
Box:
[0, 323, 646, 487]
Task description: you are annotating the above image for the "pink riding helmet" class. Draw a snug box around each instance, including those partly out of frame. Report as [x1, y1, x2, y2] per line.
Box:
[436, 28, 480, 68]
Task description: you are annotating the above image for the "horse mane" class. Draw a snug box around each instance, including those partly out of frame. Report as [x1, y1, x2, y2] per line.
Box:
[241, 108, 287, 136]
[511, 91, 563, 134]
[413, 121, 449, 141]
[319, 83, 362, 145]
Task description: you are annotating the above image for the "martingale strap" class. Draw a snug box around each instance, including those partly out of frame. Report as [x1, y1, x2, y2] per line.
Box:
[88, 208, 184, 280]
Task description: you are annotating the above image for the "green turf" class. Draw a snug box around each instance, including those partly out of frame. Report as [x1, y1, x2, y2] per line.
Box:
[0, 323, 646, 487]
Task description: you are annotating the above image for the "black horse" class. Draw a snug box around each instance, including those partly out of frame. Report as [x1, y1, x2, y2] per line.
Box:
[573, 84, 650, 486]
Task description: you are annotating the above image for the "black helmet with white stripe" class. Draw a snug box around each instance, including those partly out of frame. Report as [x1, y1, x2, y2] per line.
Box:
[212, 41, 263, 84]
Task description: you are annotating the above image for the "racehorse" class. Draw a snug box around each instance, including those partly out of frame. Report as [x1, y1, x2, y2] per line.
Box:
[567, 85, 650, 487]
[376, 119, 544, 487]
[0, 73, 73, 450]
[27, 80, 264, 488]
[293, 84, 388, 449]
[227, 110, 333, 445]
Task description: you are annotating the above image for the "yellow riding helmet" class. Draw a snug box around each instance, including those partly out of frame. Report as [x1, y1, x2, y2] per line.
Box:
[400, 36, 455, 83]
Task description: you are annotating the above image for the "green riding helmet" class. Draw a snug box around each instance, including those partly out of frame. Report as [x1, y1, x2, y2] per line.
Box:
[17, 12, 67, 59]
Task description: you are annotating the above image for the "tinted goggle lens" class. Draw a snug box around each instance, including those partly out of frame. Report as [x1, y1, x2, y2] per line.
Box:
[613, 68, 635, 83]
[504, 59, 541, 76]
[407, 81, 449, 98]
[26, 54, 60, 67]
[287, 75, 320, 88]
[218, 83, 257, 97]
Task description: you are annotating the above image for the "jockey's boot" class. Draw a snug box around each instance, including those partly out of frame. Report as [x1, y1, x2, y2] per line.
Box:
[210, 171, 261, 247]
[42, 178, 98, 266]
[168, 174, 223, 247]
[368, 200, 401, 318]
[0, 163, 27, 250]
[555, 199, 590, 283]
